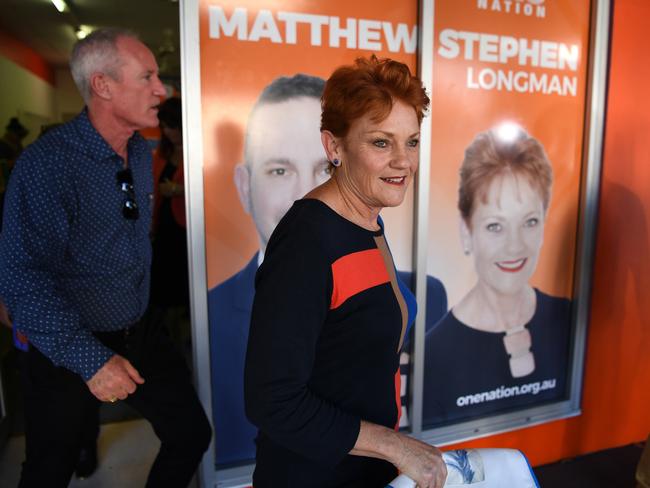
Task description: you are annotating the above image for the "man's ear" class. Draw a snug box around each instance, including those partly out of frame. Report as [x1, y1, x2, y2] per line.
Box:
[234, 163, 252, 214]
[321, 130, 341, 163]
[459, 217, 473, 256]
[89, 72, 112, 101]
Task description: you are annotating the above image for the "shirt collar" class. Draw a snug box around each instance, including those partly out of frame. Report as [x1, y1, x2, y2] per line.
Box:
[74, 108, 146, 165]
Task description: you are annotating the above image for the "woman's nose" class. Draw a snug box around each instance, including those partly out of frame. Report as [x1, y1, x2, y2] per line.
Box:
[390, 147, 411, 169]
[505, 228, 526, 254]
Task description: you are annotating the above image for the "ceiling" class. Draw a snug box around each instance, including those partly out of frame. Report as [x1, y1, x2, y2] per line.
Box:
[0, 0, 181, 78]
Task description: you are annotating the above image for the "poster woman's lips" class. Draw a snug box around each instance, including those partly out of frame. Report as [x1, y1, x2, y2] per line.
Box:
[496, 258, 527, 273]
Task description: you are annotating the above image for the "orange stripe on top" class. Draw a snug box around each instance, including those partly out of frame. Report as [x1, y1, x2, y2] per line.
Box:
[330, 248, 390, 309]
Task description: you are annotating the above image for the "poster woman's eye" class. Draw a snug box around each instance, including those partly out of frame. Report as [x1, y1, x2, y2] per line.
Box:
[524, 217, 539, 228]
[486, 222, 502, 232]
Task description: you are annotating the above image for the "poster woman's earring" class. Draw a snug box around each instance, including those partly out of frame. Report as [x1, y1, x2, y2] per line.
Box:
[331, 158, 341, 167]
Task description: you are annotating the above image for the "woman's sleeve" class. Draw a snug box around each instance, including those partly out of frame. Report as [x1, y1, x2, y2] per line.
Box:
[244, 219, 360, 467]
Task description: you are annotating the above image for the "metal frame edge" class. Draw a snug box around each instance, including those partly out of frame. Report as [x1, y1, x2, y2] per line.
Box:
[411, 0, 435, 439]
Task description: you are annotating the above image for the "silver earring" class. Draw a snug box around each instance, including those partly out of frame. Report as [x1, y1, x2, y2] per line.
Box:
[464, 248, 470, 256]
[331, 158, 341, 167]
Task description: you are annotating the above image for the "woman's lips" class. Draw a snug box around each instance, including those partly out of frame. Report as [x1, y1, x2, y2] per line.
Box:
[380, 176, 406, 185]
[496, 258, 527, 273]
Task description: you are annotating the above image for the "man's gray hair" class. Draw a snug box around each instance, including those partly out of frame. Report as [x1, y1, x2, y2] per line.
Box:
[70, 27, 139, 103]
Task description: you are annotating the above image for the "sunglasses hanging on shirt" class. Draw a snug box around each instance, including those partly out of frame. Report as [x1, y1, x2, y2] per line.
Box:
[116, 168, 139, 220]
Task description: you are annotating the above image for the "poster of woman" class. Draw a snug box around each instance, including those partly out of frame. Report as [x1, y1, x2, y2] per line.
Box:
[423, 124, 571, 425]
[422, 0, 591, 428]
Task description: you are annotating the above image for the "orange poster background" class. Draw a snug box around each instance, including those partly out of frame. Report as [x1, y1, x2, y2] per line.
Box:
[199, 0, 419, 289]
[427, 0, 590, 306]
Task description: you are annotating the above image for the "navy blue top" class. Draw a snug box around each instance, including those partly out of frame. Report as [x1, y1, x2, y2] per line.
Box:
[245, 199, 417, 487]
[422, 289, 571, 427]
[0, 109, 153, 380]
[208, 232, 447, 468]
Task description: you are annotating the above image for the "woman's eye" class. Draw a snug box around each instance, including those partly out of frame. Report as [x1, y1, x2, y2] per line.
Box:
[373, 139, 388, 148]
[407, 139, 420, 148]
[269, 168, 286, 176]
[486, 222, 502, 232]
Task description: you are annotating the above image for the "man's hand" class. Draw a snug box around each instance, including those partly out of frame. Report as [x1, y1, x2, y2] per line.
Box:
[86, 354, 145, 402]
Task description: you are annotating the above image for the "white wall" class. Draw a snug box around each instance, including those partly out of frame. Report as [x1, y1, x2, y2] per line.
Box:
[54, 67, 84, 121]
[0, 55, 56, 145]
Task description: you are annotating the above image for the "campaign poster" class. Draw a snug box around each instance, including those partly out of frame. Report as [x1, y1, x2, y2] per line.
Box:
[422, 0, 591, 429]
[198, 0, 419, 468]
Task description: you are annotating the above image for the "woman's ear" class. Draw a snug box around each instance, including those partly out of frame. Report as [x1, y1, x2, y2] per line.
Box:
[320, 130, 341, 163]
[459, 217, 472, 256]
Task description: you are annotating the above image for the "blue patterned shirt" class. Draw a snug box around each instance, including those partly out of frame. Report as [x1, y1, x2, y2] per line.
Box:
[0, 109, 153, 380]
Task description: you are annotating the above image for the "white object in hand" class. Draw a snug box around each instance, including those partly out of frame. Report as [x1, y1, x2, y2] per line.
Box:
[386, 473, 416, 488]
[386, 448, 539, 487]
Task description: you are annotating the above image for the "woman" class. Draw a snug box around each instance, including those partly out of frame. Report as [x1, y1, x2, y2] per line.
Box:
[244, 56, 447, 487]
[422, 124, 571, 426]
[150, 97, 189, 309]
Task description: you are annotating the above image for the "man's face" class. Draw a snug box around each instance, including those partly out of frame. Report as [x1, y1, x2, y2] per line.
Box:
[108, 37, 166, 130]
[238, 97, 330, 251]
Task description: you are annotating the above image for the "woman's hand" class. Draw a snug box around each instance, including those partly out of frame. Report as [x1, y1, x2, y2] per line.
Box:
[351, 421, 447, 488]
[393, 433, 446, 488]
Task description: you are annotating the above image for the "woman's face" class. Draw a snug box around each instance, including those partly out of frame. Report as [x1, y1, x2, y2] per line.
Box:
[338, 99, 420, 209]
[463, 173, 546, 297]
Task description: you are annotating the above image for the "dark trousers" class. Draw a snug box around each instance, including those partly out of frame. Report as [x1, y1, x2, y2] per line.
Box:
[18, 314, 212, 488]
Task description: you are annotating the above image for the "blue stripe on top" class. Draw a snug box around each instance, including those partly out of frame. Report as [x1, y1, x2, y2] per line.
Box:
[377, 215, 418, 345]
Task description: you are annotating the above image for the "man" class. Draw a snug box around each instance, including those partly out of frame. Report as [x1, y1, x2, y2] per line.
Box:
[207, 74, 447, 466]
[0, 28, 211, 487]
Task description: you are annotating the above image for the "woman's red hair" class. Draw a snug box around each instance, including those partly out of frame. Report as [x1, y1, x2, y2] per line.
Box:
[321, 55, 429, 138]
